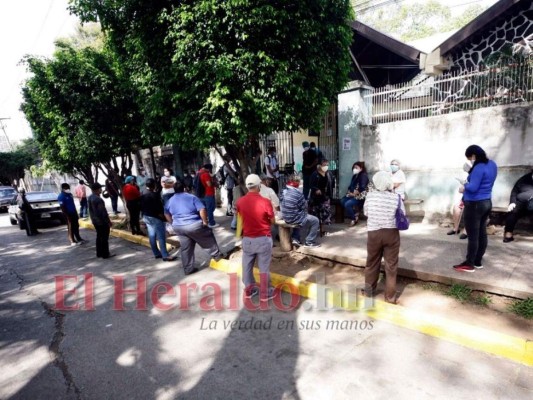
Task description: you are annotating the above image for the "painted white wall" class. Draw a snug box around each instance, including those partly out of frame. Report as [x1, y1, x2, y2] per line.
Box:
[359, 104, 533, 217]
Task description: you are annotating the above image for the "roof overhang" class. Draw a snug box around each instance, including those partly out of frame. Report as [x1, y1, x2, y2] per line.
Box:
[348, 21, 423, 87]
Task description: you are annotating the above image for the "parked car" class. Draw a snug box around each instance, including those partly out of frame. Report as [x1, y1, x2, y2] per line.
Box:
[8, 191, 66, 229]
[0, 186, 17, 212]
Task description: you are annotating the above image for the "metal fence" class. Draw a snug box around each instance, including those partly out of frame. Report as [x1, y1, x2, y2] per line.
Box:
[365, 59, 533, 124]
[317, 103, 340, 199]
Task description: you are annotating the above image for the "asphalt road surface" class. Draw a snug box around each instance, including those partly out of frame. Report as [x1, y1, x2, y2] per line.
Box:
[1, 214, 531, 399]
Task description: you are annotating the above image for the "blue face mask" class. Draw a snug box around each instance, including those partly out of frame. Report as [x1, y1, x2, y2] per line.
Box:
[390, 165, 400, 173]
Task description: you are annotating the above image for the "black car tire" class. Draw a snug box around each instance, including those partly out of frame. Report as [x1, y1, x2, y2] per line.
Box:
[18, 217, 26, 230]
[10, 217, 17, 225]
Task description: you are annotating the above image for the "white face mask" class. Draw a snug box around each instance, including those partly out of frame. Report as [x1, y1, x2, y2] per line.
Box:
[164, 171, 170, 177]
[322, 166, 329, 172]
[64, 189, 71, 194]
[303, 147, 310, 151]
[463, 160, 473, 173]
[353, 168, 361, 175]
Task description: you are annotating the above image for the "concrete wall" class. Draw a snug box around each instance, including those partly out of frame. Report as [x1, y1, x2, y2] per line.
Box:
[337, 83, 372, 194]
[359, 103, 533, 217]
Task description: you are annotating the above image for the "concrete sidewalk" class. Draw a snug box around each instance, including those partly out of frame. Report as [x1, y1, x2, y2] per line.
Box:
[83, 206, 533, 300]
[294, 220, 533, 300]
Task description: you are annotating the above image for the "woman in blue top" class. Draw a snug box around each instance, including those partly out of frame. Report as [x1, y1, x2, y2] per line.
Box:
[453, 145, 498, 273]
[340, 161, 369, 226]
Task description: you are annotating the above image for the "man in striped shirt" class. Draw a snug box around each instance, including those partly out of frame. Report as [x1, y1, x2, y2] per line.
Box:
[280, 175, 320, 248]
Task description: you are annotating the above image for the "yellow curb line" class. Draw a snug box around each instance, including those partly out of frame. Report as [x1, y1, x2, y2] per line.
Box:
[78, 219, 174, 251]
[210, 258, 533, 367]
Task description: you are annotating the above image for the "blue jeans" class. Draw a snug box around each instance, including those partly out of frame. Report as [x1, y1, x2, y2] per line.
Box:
[463, 199, 492, 266]
[340, 196, 365, 221]
[202, 196, 216, 226]
[291, 214, 320, 245]
[79, 197, 88, 218]
[143, 215, 169, 258]
[110, 195, 118, 213]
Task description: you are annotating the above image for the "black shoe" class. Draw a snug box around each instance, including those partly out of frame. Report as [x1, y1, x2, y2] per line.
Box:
[459, 234, 468, 240]
[163, 256, 177, 262]
[155, 255, 163, 259]
[103, 254, 116, 259]
[185, 268, 199, 275]
[503, 236, 514, 243]
[447, 230, 457, 235]
[213, 252, 226, 262]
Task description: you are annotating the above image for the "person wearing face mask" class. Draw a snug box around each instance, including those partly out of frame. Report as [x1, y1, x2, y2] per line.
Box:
[453, 145, 497, 273]
[161, 168, 177, 206]
[264, 146, 280, 194]
[389, 159, 406, 199]
[302, 141, 318, 200]
[309, 158, 335, 234]
[503, 170, 533, 243]
[58, 183, 85, 246]
[340, 161, 369, 226]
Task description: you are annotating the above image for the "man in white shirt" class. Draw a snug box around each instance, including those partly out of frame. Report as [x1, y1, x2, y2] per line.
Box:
[161, 167, 177, 206]
[264, 146, 280, 194]
[259, 175, 280, 214]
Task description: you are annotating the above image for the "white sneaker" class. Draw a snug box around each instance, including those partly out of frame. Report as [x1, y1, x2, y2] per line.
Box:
[208, 223, 220, 228]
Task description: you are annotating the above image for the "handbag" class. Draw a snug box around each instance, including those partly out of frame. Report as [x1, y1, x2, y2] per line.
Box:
[102, 190, 110, 199]
[395, 194, 410, 230]
[354, 182, 373, 200]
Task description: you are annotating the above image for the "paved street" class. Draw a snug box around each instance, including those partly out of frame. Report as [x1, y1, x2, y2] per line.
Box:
[1, 213, 532, 400]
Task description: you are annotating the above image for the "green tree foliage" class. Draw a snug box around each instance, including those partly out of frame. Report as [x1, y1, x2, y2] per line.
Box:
[21, 43, 143, 184]
[0, 138, 40, 185]
[70, 0, 354, 173]
[357, 1, 486, 42]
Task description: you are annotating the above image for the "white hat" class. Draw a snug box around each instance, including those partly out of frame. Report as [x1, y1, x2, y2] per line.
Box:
[372, 171, 393, 191]
[245, 174, 261, 188]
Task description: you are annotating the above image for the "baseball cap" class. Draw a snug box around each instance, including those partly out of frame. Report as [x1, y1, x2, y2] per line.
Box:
[245, 174, 261, 188]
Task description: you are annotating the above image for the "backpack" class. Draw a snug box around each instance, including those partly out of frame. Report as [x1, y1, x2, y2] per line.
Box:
[193, 172, 205, 198]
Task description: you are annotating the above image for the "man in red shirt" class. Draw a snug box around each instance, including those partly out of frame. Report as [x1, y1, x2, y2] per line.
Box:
[198, 164, 218, 228]
[123, 176, 143, 235]
[236, 174, 276, 301]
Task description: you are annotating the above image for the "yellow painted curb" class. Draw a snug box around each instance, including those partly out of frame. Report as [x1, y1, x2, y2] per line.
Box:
[209, 258, 533, 367]
[78, 219, 174, 251]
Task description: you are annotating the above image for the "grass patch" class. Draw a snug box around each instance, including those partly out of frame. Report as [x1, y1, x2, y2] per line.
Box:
[446, 284, 472, 302]
[509, 297, 533, 319]
[421, 282, 442, 292]
[472, 292, 492, 307]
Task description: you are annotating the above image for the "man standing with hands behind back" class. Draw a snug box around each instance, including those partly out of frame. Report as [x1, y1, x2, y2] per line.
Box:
[88, 183, 115, 259]
[236, 174, 277, 301]
[302, 141, 318, 200]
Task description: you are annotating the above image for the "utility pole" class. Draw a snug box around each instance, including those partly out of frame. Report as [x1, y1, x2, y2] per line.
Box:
[0, 117, 14, 151]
